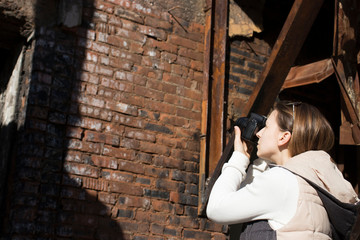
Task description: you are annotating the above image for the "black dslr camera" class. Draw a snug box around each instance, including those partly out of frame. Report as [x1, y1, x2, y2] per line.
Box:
[235, 113, 267, 143]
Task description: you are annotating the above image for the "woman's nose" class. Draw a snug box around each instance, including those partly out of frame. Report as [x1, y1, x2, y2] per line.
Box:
[256, 128, 263, 138]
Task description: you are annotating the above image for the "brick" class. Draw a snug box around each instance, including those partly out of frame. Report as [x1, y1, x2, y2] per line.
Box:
[111, 48, 142, 63]
[156, 135, 181, 148]
[164, 226, 181, 237]
[72, 94, 105, 108]
[107, 35, 130, 49]
[144, 123, 172, 135]
[146, 38, 178, 54]
[109, 57, 132, 70]
[144, 166, 169, 179]
[114, 7, 143, 24]
[168, 35, 198, 50]
[67, 139, 101, 154]
[171, 170, 198, 184]
[95, 65, 114, 76]
[102, 170, 133, 182]
[155, 179, 184, 192]
[164, 94, 193, 109]
[140, 142, 170, 156]
[144, 189, 169, 200]
[144, 99, 175, 115]
[183, 229, 211, 239]
[118, 160, 145, 174]
[109, 182, 143, 195]
[159, 114, 188, 127]
[120, 137, 140, 149]
[178, 47, 203, 61]
[68, 116, 103, 131]
[118, 196, 150, 209]
[150, 223, 164, 234]
[113, 113, 145, 128]
[127, 41, 143, 56]
[101, 77, 133, 92]
[190, 59, 203, 71]
[82, 177, 109, 191]
[105, 101, 138, 116]
[134, 85, 164, 101]
[90, 155, 118, 169]
[60, 187, 86, 200]
[103, 123, 125, 135]
[138, 152, 152, 164]
[64, 162, 100, 178]
[98, 192, 118, 205]
[103, 146, 136, 160]
[146, 16, 172, 30]
[153, 156, 184, 170]
[78, 71, 100, 84]
[152, 200, 173, 213]
[176, 107, 199, 121]
[133, 65, 162, 80]
[125, 129, 156, 142]
[136, 177, 151, 185]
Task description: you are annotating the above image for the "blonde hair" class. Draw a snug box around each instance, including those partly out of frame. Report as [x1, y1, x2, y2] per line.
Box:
[274, 101, 335, 157]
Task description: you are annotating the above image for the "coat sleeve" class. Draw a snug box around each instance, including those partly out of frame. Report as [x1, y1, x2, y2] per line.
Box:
[206, 152, 299, 227]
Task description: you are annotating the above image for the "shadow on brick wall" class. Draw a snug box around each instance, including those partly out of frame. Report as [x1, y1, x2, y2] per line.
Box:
[0, 0, 124, 239]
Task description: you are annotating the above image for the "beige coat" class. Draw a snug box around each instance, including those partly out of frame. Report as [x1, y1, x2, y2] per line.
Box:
[277, 150, 358, 240]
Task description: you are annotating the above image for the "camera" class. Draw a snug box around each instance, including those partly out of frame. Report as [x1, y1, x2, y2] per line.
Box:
[235, 113, 267, 143]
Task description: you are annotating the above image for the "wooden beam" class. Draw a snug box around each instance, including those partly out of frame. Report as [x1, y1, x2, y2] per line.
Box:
[198, 0, 212, 215]
[207, 0, 228, 175]
[243, 0, 325, 116]
[282, 58, 334, 90]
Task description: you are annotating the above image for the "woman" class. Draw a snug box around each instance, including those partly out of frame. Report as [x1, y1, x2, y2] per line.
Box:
[206, 101, 358, 239]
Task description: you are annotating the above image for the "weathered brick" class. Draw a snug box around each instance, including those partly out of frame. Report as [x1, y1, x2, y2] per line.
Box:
[168, 35, 198, 50]
[64, 162, 100, 178]
[67, 139, 101, 154]
[82, 177, 109, 191]
[139, 141, 170, 156]
[155, 178, 185, 192]
[91, 155, 118, 169]
[144, 166, 169, 178]
[68, 115, 103, 131]
[118, 160, 144, 174]
[107, 35, 130, 49]
[144, 99, 175, 115]
[146, 38, 177, 54]
[109, 182, 143, 195]
[102, 170, 133, 182]
[115, 6, 142, 23]
[171, 170, 198, 185]
[113, 113, 145, 128]
[98, 192, 118, 205]
[103, 146, 136, 160]
[183, 229, 211, 239]
[125, 129, 156, 142]
[134, 85, 164, 101]
[153, 156, 184, 170]
[105, 101, 138, 116]
[178, 47, 203, 61]
[159, 114, 188, 127]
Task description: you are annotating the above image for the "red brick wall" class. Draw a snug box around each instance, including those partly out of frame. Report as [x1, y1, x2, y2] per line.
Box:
[1, 0, 227, 239]
[227, 38, 271, 123]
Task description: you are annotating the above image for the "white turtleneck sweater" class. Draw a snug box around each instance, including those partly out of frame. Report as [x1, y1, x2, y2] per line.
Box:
[206, 151, 299, 230]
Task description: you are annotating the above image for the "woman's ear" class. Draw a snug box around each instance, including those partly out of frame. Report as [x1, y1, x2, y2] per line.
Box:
[278, 131, 291, 147]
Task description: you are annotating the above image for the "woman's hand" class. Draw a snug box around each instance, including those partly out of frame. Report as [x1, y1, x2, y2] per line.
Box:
[234, 126, 252, 159]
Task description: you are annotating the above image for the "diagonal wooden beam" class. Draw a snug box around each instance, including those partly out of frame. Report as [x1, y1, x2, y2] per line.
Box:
[243, 0, 325, 116]
[200, 0, 324, 215]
